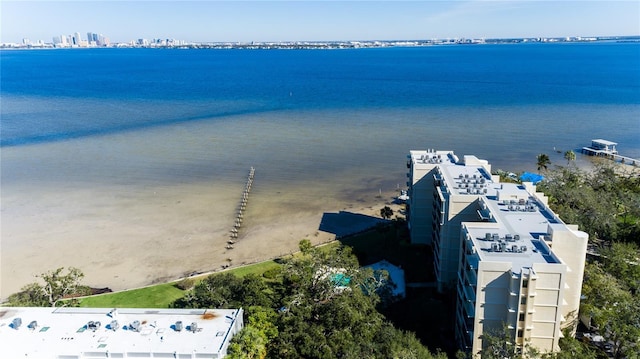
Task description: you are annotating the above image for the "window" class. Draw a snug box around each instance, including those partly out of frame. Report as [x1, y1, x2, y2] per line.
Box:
[523, 279, 528, 288]
[519, 313, 525, 322]
[520, 297, 527, 305]
[517, 329, 524, 338]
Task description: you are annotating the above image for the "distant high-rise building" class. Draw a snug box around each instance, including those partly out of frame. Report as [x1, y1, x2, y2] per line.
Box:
[87, 32, 104, 46]
[72, 32, 82, 46]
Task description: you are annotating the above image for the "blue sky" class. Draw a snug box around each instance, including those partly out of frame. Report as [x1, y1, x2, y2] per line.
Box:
[1, 1, 639, 43]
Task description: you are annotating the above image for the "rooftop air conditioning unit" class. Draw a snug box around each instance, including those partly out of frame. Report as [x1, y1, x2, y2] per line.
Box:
[130, 320, 140, 332]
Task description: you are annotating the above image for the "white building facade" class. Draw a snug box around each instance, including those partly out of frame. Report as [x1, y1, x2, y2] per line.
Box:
[0, 307, 244, 359]
[406, 150, 588, 356]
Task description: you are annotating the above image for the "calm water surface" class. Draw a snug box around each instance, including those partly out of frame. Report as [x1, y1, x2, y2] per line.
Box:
[1, 43, 639, 294]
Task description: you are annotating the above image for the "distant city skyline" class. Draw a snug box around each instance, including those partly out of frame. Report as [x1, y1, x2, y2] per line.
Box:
[2, 1, 639, 44]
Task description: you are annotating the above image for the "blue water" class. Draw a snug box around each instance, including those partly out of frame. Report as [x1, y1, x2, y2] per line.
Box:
[2, 43, 639, 147]
[1, 42, 639, 295]
[1, 43, 639, 189]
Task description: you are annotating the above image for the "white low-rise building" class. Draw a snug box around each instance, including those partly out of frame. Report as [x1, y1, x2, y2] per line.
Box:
[0, 307, 243, 359]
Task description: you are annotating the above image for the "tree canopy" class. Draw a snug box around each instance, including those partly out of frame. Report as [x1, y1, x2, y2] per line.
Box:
[537, 163, 640, 358]
[537, 162, 640, 243]
[6, 267, 90, 307]
[174, 240, 446, 359]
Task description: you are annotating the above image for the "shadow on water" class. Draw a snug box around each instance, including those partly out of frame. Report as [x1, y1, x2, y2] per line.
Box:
[0, 106, 282, 147]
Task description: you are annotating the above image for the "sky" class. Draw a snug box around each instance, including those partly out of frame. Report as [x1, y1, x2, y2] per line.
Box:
[1, 1, 639, 44]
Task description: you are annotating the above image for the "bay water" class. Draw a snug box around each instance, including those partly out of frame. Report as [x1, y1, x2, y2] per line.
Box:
[1, 43, 639, 296]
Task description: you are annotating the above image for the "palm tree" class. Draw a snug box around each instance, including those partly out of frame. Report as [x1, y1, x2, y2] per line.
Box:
[537, 153, 551, 172]
[564, 150, 576, 165]
[380, 206, 394, 219]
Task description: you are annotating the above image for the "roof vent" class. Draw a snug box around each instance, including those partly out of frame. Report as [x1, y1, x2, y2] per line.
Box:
[87, 321, 101, 332]
[130, 320, 140, 332]
[28, 321, 38, 330]
[11, 318, 22, 329]
[190, 322, 198, 333]
[175, 321, 183, 332]
[109, 320, 119, 331]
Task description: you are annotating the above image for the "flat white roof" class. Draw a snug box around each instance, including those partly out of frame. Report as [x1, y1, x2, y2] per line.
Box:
[410, 150, 563, 273]
[465, 183, 561, 273]
[591, 139, 617, 146]
[0, 307, 243, 359]
[465, 187, 562, 273]
[409, 150, 495, 196]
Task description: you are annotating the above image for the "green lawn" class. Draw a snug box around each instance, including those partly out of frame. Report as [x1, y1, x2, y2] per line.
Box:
[79, 259, 284, 308]
[226, 260, 281, 278]
[79, 282, 186, 308]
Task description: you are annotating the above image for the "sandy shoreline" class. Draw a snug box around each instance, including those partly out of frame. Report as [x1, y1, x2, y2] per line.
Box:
[0, 175, 404, 299]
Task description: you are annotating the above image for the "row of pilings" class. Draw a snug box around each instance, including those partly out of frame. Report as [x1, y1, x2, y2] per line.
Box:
[227, 167, 255, 250]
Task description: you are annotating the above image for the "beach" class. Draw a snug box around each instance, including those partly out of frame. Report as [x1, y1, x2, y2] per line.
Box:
[0, 164, 404, 298]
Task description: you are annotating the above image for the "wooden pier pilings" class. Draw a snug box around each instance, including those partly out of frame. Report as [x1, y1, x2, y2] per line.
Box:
[226, 167, 255, 250]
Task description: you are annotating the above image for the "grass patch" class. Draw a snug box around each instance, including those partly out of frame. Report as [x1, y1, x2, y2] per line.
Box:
[79, 282, 185, 308]
[79, 259, 283, 308]
[228, 260, 281, 278]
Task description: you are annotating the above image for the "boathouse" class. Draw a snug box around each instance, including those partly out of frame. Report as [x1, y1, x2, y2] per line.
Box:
[582, 139, 618, 157]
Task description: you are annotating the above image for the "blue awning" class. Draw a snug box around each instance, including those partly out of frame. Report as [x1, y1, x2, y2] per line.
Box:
[520, 172, 544, 184]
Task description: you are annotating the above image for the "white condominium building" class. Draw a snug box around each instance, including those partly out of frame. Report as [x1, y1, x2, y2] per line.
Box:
[0, 307, 244, 359]
[406, 150, 588, 356]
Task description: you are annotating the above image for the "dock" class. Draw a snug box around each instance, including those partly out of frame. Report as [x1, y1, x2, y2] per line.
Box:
[226, 167, 255, 250]
[581, 139, 638, 166]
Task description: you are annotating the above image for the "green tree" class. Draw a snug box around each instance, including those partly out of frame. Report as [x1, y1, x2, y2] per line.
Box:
[227, 307, 278, 359]
[173, 239, 443, 358]
[543, 332, 597, 359]
[7, 267, 90, 307]
[380, 206, 394, 219]
[563, 150, 576, 165]
[6, 283, 50, 307]
[599, 242, 640, 293]
[226, 325, 268, 359]
[478, 324, 518, 359]
[581, 263, 640, 358]
[172, 272, 273, 311]
[537, 153, 551, 172]
[538, 162, 640, 243]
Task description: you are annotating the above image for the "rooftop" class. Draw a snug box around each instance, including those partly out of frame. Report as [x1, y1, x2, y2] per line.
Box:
[409, 150, 495, 196]
[465, 189, 562, 273]
[0, 307, 243, 359]
[591, 139, 618, 146]
[409, 149, 564, 273]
